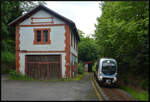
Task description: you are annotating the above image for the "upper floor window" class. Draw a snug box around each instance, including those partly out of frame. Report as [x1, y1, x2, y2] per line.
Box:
[33, 28, 51, 44]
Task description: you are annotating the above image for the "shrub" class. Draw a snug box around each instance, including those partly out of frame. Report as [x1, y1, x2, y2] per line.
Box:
[9, 69, 33, 80]
[9, 69, 22, 79]
[139, 79, 148, 90]
[78, 62, 85, 74]
[1, 51, 15, 74]
[1, 67, 10, 74]
[1, 51, 15, 63]
[9, 69, 17, 77]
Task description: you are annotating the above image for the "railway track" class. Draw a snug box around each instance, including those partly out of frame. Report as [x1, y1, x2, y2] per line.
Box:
[91, 73, 136, 101]
[101, 87, 134, 100]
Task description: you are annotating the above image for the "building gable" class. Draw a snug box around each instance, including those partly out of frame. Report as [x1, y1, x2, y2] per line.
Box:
[20, 9, 65, 25]
[8, 4, 80, 41]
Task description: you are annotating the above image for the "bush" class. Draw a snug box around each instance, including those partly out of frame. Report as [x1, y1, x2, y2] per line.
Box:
[9, 69, 33, 80]
[78, 62, 85, 74]
[92, 62, 96, 72]
[1, 67, 10, 74]
[1, 51, 15, 63]
[1, 51, 15, 74]
[139, 79, 148, 90]
[9, 69, 22, 79]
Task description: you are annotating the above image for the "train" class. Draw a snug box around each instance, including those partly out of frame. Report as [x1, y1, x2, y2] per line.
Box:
[95, 58, 118, 86]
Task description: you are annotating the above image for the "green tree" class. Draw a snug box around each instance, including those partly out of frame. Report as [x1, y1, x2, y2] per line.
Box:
[94, 1, 149, 90]
[78, 29, 85, 40]
[78, 30, 98, 63]
[1, 1, 46, 51]
[1, 1, 46, 73]
[1, 1, 23, 52]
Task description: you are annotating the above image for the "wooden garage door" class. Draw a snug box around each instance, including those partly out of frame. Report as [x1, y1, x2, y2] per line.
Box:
[25, 55, 61, 80]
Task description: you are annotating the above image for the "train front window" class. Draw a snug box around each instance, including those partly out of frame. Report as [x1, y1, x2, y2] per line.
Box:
[102, 60, 116, 75]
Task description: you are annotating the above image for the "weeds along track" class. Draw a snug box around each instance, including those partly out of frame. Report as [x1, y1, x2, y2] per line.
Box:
[101, 87, 134, 100]
[92, 73, 136, 101]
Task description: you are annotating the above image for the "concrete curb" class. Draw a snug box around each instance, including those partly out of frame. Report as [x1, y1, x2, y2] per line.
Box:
[92, 73, 109, 101]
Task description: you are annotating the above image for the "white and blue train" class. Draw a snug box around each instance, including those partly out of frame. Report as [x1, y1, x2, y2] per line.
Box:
[95, 58, 118, 86]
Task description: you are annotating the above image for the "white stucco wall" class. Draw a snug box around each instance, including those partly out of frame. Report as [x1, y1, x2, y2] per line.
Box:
[19, 26, 65, 51]
[20, 10, 65, 25]
[18, 9, 68, 78]
[17, 9, 80, 78]
[19, 9, 66, 51]
[70, 30, 78, 66]
[70, 31, 78, 56]
[19, 53, 66, 78]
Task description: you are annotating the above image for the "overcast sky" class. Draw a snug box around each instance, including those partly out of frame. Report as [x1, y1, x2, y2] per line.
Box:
[45, 1, 102, 37]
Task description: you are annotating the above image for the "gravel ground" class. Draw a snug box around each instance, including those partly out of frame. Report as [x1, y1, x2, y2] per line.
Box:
[1, 74, 99, 101]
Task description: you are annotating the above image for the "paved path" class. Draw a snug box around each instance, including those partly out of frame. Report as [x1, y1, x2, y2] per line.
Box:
[1, 74, 99, 101]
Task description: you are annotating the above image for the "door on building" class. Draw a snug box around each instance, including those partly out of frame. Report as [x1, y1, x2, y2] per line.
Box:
[25, 55, 61, 80]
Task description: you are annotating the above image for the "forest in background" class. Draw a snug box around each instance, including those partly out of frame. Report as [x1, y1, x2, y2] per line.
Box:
[1, 1, 149, 93]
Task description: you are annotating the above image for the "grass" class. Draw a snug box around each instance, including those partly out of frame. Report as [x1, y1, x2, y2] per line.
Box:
[39, 72, 88, 82]
[8, 69, 33, 80]
[72, 72, 88, 81]
[9, 75, 34, 80]
[9, 69, 88, 82]
[9, 73, 34, 81]
[119, 85, 149, 101]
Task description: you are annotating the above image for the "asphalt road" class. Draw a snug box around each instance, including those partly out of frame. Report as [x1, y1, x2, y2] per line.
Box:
[1, 74, 99, 101]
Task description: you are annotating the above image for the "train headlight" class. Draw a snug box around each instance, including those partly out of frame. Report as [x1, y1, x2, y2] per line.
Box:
[99, 76, 103, 81]
[112, 77, 117, 83]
